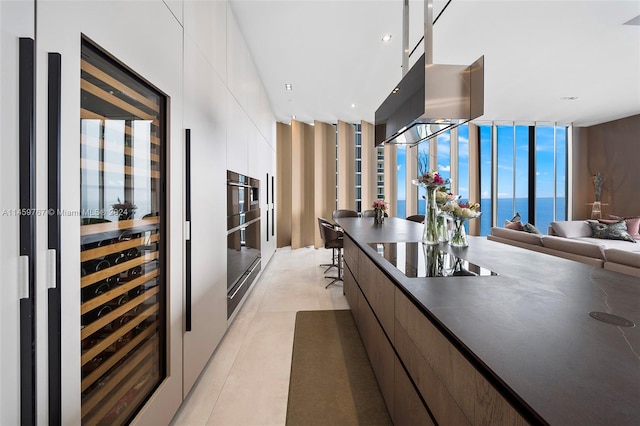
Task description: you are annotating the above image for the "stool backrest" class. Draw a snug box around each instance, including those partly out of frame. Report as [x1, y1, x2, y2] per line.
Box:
[332, 209, 358, 219]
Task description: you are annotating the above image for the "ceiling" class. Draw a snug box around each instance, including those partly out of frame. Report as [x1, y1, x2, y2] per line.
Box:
[229, 0, 640, 128]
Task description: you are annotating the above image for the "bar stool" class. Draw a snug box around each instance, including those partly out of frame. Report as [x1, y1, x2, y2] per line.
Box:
[318, 217, 339, 273]
[319, 221, 343, 288]
[332, 209, 359, 219]
[363, 209, 388, 218]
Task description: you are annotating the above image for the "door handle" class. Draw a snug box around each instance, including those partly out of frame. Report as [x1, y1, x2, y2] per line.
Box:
[19, 255, 30, 299]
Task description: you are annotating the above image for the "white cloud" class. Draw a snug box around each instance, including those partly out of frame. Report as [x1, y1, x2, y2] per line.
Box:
[439, 164, 451, 172]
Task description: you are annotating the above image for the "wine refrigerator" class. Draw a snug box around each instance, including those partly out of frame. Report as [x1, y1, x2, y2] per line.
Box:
[79, 38, 166, 425]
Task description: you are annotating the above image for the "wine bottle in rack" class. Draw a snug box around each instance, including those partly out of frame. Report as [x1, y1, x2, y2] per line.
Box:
[82, 304, 113, 328]
[125, 247, 141, 261]
[128, 265, 142, 281]
[82, 258, 110, 275]
[82, 355, 105, 376]
[81, 281, 111, 303]
[105, 251, 125, 265]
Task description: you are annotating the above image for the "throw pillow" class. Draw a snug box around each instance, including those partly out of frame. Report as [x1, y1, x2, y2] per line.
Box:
[598, 219, 620, 225]
[522, 223, 542, 235]
[606, 215, 640, 239]
[504, 212, 524, 230]
[624, 217, 640, 239]
[588, 221, 636, 243]
[505, 219, 524, 231]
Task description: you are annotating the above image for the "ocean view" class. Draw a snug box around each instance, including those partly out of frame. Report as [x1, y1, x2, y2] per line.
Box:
[396, 197, 566, 236]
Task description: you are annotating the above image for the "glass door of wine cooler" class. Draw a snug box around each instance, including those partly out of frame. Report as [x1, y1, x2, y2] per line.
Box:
[79, 38, 166, 425]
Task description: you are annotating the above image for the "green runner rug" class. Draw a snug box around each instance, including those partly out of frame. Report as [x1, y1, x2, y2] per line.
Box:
[286, 310, 393, 425]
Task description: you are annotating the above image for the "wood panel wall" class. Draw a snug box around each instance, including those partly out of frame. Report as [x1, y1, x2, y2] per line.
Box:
[314, 121, 337, 248]
[337, 121, 355, 210]
[582, 114, 639, 218]
[291, 120, 315, 249]
[276, 122, 292, 247]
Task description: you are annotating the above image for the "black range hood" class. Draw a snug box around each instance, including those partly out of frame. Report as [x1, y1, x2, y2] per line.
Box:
[375, 53, 484, 146]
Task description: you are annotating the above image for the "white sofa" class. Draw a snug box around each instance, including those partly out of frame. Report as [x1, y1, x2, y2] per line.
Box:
[487, 220, 640, 277]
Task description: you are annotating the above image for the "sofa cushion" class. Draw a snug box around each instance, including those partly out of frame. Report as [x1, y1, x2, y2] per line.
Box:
[587, 220, 636, 243]
[575, 237, 639, 251]
[541, 235, 605, 259]
[491, 227, 543, 246]
[604, 249, 640, 268]
[550, 221, 592, 238]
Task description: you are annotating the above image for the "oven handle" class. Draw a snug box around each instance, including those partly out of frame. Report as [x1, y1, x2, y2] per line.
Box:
[227, 216, 261, 235]
[227, 260, 260, 300]
[227, 181, 252, 189]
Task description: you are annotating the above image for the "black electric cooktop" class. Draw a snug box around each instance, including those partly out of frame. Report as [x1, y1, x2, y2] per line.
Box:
[368, 242, 498, 278]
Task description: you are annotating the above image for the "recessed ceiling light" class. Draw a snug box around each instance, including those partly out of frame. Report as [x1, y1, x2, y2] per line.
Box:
[285, 83, 293, 91]
[561, 96, 578, 101]
[351, 103, 356, 108]
[392, 87, 400, 94]
[381, 34, 392, 42]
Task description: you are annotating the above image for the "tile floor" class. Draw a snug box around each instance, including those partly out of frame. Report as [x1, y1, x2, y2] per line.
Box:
[171, 246, 349, 425]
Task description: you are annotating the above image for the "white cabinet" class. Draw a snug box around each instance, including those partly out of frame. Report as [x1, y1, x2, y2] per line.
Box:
[182, 33, 229, 396]
[0, 2, 35, 424]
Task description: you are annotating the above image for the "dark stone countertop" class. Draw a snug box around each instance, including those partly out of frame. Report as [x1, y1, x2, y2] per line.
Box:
[336, 217, 640, 425]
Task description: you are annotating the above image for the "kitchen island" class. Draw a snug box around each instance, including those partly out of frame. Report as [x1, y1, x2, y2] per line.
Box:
[336, 217, 640, 425]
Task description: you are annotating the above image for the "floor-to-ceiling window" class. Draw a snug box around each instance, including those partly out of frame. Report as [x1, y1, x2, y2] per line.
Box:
[496, 124, 530, 225]
[376, 146, 385, 200]
[479, 123, 569, 235]
[396, 145, 407, 217]
[535, 125, 567, 232]
[355, 124, 362, 212]
[437, 132, 451, 183]
[457, 125, 470, 202]
[555, 127, 567, 223]
[416, 140, 430, 215]
[479, 125, 493, 234]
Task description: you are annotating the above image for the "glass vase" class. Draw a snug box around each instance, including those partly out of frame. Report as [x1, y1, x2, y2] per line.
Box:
[437, 213, 450, 243]
[423, 186, 439, 245]
[374, 209, 384, 224]
[450, 217, 469, 247]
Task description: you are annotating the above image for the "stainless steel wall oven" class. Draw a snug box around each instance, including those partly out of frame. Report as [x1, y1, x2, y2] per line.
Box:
[227, 171, 261, 318]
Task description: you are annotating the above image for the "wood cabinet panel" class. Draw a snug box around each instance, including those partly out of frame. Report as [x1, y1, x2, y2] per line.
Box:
[393, 356, 435, 426]
[357, 289, 394, 419]
[394, 316, 470, 425]
[343, 235, 358, 279]
[474, 374, 529, 426]
[358, 251, 394, 343]
[395, 288, 527, 425]
[372, 267, 395, 344]
[343, 263, 359, 322]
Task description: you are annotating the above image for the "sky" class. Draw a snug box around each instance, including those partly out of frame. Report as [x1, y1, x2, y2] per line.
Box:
[397, 123, 566, 202]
